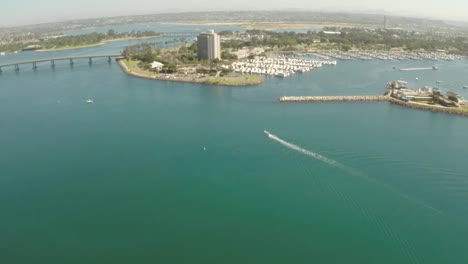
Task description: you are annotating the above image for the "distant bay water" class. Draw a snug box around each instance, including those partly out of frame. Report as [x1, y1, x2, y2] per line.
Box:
[1, 24, 468, 264]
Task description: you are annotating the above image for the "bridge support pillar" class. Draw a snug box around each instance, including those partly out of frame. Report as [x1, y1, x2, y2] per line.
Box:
[70, 59, 74, 66]
[51, 60, 55, 68]
[15, 64, 19, 72]
[108, 56, 112, 64]
[32, 62, 37, 70]
[0, 67, 2, 73]
[88, 58, 92, 65]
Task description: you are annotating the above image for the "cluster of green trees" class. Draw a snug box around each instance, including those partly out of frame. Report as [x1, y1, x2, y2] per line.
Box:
[122, 43, 158, 62]
[221, 29, 468, 53]
[122, 42, 178, 72]
[40, 30, 160, 49]
[122, 41, 235, 74]
[176, 44, 198, 63]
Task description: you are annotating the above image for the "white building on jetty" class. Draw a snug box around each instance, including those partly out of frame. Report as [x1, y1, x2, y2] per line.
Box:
[197, 30, 221, 60]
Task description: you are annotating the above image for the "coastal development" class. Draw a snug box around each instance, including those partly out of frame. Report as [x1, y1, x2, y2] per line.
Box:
[2, 18, 468, 115]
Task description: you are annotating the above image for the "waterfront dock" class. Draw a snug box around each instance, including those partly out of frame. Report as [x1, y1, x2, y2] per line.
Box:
[279, 95, 389, 102]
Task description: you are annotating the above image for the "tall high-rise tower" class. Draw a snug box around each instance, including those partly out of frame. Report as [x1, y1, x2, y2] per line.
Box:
[197, 30, 221, 60]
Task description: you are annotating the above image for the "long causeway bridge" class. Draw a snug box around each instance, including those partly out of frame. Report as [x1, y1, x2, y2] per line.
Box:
[0, 54, 124, 72]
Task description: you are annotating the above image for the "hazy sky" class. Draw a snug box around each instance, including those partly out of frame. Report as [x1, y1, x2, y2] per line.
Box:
[2, 0, 467, 26]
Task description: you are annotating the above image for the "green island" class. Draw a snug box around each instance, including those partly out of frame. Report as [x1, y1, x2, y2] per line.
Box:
[0, 30, 162, 53]
[118, 42, 263, 86]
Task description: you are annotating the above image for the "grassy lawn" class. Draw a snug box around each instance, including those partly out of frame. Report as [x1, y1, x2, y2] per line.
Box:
[207, 75, 262, 86]
[121, 59, 157, 78]
[459, 107, 468, 113]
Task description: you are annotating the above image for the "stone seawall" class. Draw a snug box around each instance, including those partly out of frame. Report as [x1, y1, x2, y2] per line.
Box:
[278, 96, 389, 102]
[387, 97, 468, 117]
[278, 95, 468, 117]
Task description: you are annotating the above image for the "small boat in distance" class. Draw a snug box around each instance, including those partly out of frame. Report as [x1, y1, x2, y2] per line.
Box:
[86, 99, 94, 104]
[464, 86, 467, 89]
[264, 130, 271, 136]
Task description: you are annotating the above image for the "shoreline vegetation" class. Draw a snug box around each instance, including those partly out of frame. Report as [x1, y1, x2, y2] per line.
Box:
[0, 30, 162, 53]
[35, 36, 160, 52]
[117, 58, 263, 86]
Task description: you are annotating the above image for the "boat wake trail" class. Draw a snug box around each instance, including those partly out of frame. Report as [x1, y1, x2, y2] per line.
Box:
[265, 130, 445, 216]
[267, 131, 359, 176]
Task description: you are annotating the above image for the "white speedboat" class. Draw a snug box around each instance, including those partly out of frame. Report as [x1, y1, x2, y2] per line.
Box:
[264, 130, 271, 136]
[86, 99, 94, 104]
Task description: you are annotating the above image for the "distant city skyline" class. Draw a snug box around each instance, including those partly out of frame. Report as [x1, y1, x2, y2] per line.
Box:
[2, 0, 468, 27]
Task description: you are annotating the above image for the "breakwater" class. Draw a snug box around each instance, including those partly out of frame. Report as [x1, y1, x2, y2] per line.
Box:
[279, 95, 468, 117]
[387, 97, 468, 117]
[278, 96, 389, 102]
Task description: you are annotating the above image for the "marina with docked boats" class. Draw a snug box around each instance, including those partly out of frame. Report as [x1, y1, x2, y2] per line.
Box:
[232, 57, 337, 77]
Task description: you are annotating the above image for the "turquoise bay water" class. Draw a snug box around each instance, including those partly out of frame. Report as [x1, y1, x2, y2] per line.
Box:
[1, 32, 468, 263]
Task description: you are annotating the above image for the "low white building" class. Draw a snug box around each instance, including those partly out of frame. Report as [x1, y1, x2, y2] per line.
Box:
[151, 61, 164, 69]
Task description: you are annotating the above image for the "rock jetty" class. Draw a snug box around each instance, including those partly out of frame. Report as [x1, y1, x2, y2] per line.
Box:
[387, 97, 468, 117]
[278, 96, 389, 102]
[278, 95, 468, 117]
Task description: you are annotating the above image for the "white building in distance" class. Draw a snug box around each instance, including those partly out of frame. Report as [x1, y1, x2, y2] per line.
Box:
[197, 30, 221, 60]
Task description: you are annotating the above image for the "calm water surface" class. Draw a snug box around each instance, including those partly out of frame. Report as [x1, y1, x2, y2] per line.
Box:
[1, 27, 468, 264]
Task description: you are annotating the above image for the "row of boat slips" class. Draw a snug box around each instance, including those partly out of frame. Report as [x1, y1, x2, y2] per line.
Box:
[309, 51, 465, 61]
[232, 57, 337, 78]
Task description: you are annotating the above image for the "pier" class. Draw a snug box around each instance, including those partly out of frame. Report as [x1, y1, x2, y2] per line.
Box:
[0, 54, 123, 73]
[279, 95, 389, 102]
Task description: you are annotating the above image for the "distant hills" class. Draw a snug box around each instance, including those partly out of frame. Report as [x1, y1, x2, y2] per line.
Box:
[1, 11, 466, 35]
